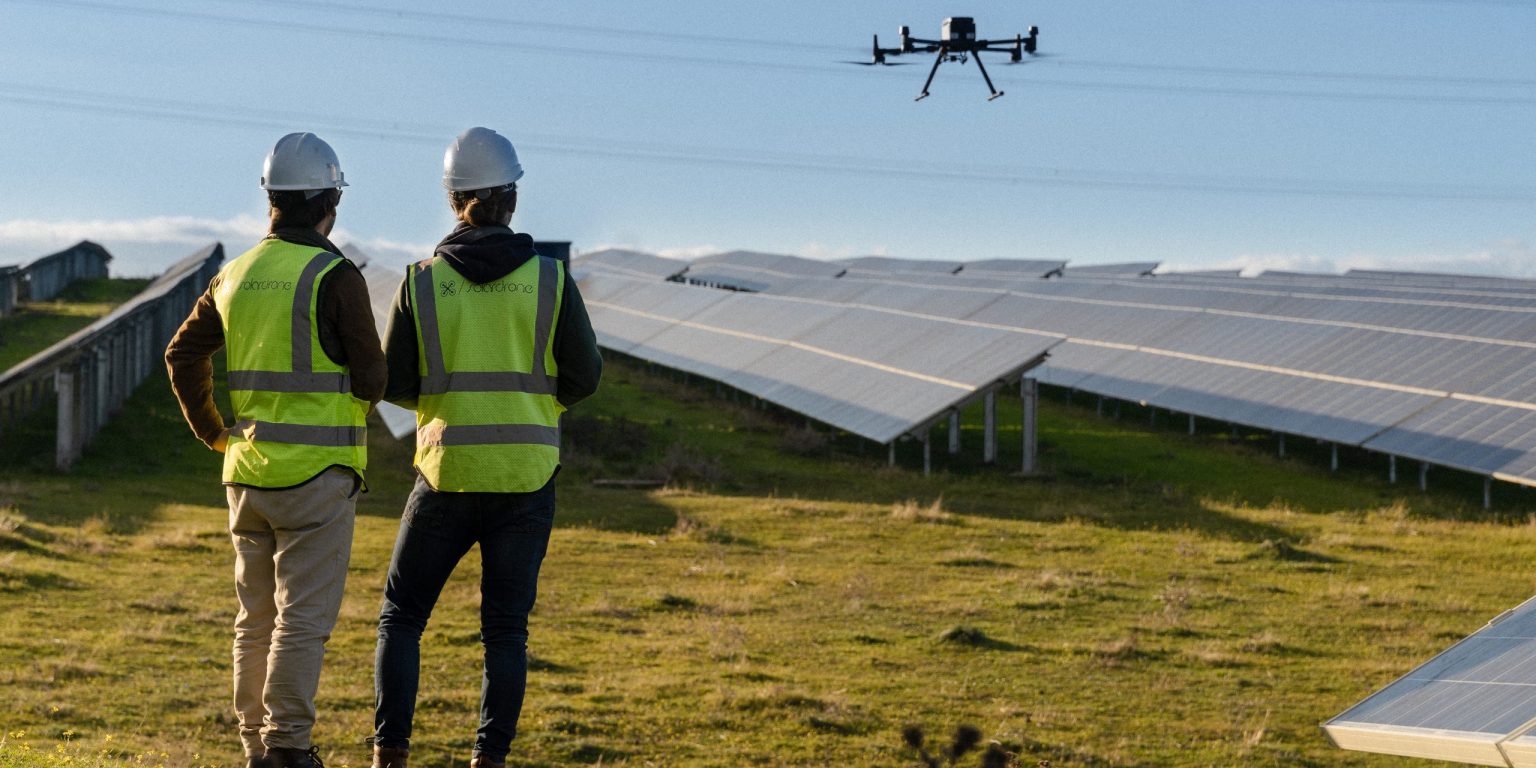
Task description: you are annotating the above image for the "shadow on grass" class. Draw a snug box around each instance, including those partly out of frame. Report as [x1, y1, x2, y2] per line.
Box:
[0, 568, 81, 593]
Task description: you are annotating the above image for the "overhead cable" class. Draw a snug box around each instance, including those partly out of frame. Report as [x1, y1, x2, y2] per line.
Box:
[6, 0, 1533, 106]
[0, 80, 1530, 202]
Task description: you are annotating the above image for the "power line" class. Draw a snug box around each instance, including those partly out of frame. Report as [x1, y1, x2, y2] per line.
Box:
[254, 0, 1536, 90]
[0, 79, 1530, 202]
[6, 0, 1532, 106]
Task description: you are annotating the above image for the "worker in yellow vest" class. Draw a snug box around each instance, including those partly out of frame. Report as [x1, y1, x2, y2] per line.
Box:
[369, 127, 601, 768]
[166, 132, 386, 768]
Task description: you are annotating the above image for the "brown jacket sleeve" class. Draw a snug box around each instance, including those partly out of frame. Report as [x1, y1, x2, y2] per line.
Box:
[316, 264, 386, 406]
[164, 281, 228, 450]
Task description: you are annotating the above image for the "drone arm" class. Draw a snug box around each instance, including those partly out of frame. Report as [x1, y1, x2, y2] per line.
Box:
[916, 46, 946, 101]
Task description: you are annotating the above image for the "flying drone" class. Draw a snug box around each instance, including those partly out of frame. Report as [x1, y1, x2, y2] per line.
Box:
[847, 17, 1040, 101]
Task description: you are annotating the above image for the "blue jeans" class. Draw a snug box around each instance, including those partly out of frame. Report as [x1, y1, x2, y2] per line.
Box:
[373, 473, 555, 760]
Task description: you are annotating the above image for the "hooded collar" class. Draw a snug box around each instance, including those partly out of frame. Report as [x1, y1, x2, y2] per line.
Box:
[434, 223, 537, 284]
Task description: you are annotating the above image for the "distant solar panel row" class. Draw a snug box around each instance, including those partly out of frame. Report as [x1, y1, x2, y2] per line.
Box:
[578, 272, 1059, 444]
[578, 251, 1536, 484]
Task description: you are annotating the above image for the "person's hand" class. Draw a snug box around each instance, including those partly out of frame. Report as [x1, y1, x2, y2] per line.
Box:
[212, 427, 231, 454]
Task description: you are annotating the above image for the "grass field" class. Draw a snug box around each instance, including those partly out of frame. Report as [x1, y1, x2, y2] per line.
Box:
[2, 350, 1533, 767]
[0, 279, 151, 371]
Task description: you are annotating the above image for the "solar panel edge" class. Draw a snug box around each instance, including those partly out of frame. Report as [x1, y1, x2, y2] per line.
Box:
[1322, 721, 1510, 766]
[1325, 594, 1536, 763]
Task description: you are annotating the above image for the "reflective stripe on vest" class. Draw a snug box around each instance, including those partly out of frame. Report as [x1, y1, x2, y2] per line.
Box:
[213, 239, 369, 486]
[409, 253, 563, 492]
[232, 420, 367, 447]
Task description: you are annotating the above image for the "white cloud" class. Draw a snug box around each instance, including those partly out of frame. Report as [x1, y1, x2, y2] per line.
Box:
[0, 214, 441, 275]
[798, 242, 888, 262]
[653, 244, 725, 261]
[0, 214, 268, 248]
[1169, 240, 1536, 279]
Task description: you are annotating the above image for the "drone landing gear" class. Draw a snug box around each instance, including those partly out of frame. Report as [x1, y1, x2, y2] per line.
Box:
[913, 44, 1005, 101]
[974, 54, 1004, 101]
[915, 45, 946, 102]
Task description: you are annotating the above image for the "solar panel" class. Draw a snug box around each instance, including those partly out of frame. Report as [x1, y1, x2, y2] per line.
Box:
[1060, 262, 1161, 276]
[679, 250, 847, 291]
[579, 272, 1059, 444]
[957, 259, 1066, 278]
[572, 248, 688, 281]
[352, 255, 416, 441]
[1326, 595, 1536, 766]
[838, 256, 963, 276]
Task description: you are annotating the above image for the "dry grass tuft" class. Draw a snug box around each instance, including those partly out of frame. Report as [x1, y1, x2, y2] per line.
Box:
[1157, 579, 1193, 628]
[891, 496, 957, 525]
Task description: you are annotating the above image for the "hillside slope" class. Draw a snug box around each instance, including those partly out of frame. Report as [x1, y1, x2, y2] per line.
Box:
[0, 358, 1526, 767]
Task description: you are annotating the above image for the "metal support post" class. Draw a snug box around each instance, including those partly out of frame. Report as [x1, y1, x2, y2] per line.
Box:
[923, 431, 932, 477]
[1022, 378, 1038, 475]
[1278, 434, 1286, 458]
[94, 346, 109, 428]
[1419, 462, 1429, 492]
[948, 410, 961, 455]
[1484, 477, 1493, 510]
[888, 442, 896, 467]
[983, 390, 997, 464]
[1330, 443, 1338, 472]
[55, 369, 77, 470]
[1097, 396, 1103, 417]
[1188, 414, 1195, 435]
[1389, 455, 1397, 484]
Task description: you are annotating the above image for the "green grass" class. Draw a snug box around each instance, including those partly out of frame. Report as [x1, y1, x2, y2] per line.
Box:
[2, 357, 1531, 767]
[0, 279, 151, 371]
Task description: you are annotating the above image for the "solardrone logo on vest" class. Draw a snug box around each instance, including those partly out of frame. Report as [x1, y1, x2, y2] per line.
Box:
[465, 281, 535, 295]
[439, 279, 535, 297]
[237, 279, 295, 291]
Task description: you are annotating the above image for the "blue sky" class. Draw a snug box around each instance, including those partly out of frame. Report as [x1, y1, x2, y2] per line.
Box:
[0, 0, 1530, 277]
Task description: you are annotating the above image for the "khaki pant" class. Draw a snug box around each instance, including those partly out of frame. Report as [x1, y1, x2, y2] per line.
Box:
[228, 467, 358, 755]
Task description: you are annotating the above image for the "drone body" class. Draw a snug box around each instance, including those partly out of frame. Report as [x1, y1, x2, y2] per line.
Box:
[851, 17, 1041, 101]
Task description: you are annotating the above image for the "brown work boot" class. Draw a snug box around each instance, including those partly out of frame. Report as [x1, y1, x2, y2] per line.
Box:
[372, 745, 408, 768]
[468, 755, 505, 768]
[266, 746, 325, 768]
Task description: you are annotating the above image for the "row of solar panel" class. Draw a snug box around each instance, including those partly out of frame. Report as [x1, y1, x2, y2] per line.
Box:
[575, 249, 1536, 486]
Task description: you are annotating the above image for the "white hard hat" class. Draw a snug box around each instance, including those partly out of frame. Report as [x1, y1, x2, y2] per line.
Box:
[261, 132, 348, 191]
[443, 127, 523, 192]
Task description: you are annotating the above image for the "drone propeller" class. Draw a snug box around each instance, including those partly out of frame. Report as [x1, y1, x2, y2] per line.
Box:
[840, 60, 914, 66]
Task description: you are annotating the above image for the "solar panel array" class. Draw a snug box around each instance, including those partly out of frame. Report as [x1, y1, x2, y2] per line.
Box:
[578, 270, 1059, 444]
[1325, 595, 1536, 766]
[759, 267, 1536, 487]
[582, 249, 1536, 488]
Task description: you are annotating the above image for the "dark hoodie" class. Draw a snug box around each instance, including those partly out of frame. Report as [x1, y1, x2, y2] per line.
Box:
[382, 223, 602, 409]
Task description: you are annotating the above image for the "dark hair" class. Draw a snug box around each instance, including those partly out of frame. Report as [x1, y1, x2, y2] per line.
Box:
[268, 188, 341, 230]
[449, 185, 517, 227]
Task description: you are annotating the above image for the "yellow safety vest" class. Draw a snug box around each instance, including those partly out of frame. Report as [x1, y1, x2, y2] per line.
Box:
[408, 254, 563, 492]
[212, 239, 368, 487]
